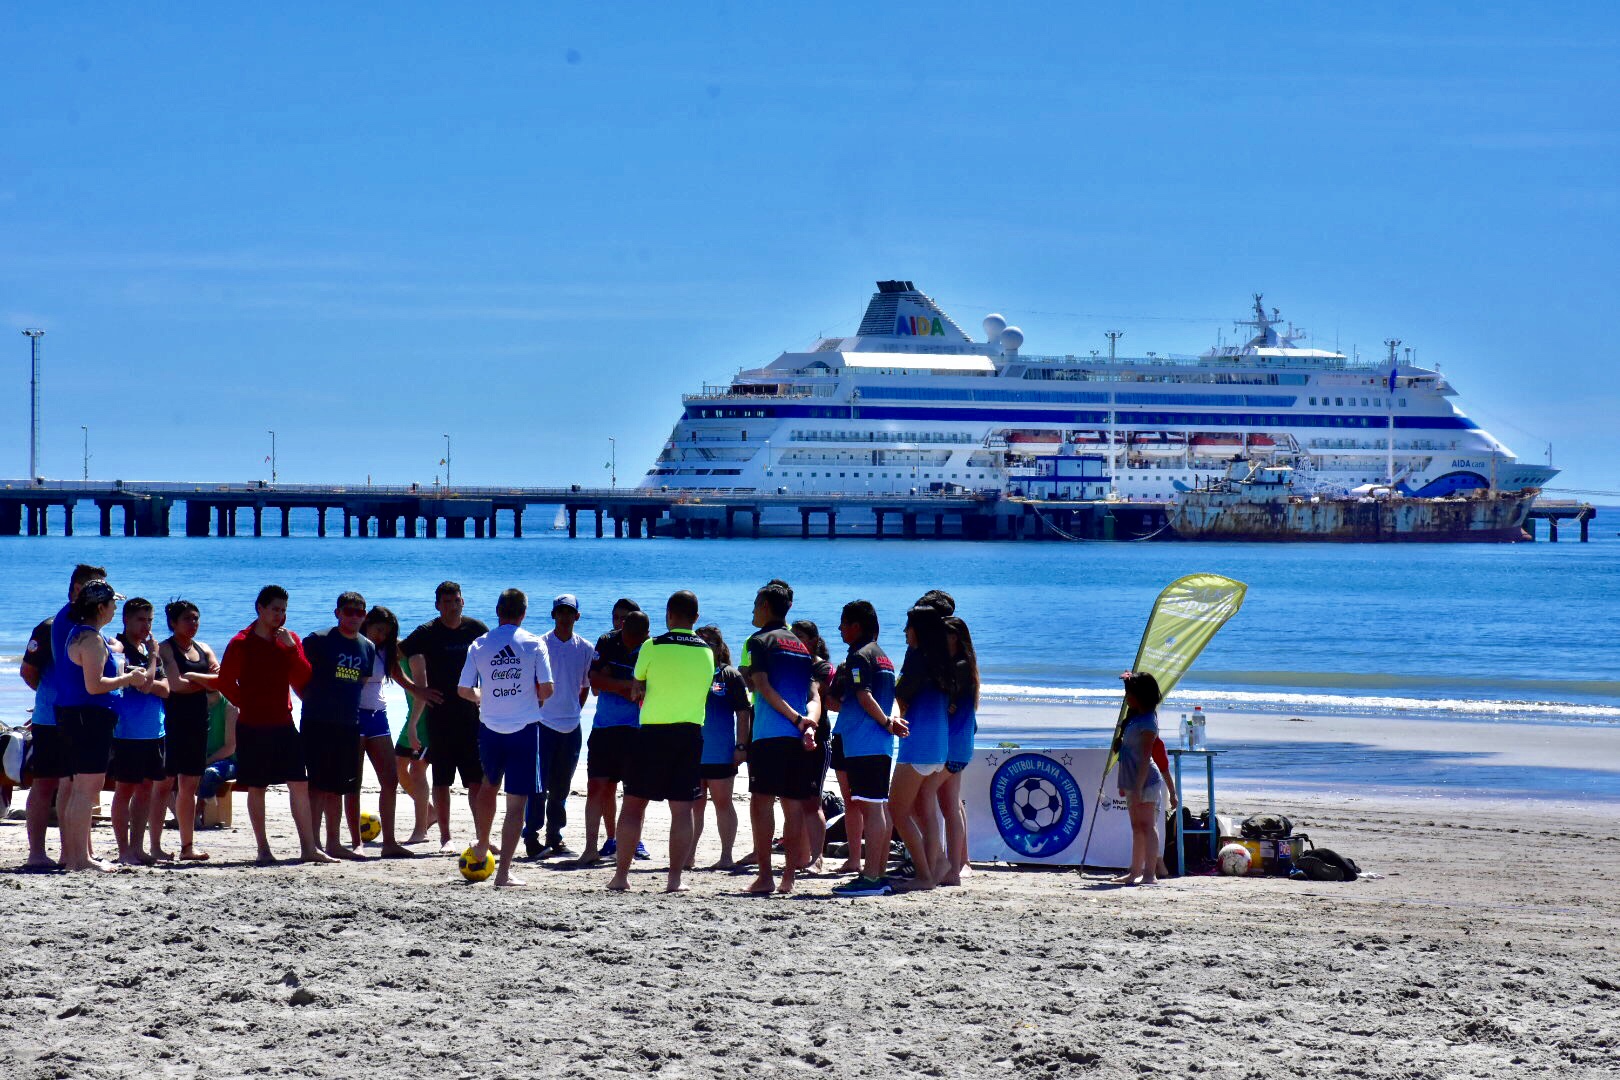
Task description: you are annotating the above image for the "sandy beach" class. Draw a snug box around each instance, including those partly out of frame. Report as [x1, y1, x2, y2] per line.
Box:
[4, 749, 1618, 1079]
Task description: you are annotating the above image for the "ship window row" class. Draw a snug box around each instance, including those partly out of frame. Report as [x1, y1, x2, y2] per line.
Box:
[790, 429, 974, 444]
[1309, 396, 1405, 408]
[1021, 368, 1309, 387]
[1114, 393, 1299, 407]
[859, 386, 1109, 404]
[690, 407, 777, 419]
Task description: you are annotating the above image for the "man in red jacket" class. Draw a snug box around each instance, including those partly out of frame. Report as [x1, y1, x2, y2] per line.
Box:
[216, 585, 336, 865]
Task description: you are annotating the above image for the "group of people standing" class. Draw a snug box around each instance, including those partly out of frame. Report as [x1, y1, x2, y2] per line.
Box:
[13, 565, 982, 897]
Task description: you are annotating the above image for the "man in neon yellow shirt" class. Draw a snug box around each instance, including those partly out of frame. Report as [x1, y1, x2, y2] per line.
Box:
[608, 590, 713, 894]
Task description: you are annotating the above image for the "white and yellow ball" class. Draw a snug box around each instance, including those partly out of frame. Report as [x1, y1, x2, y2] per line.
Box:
[1217, 843, 1253, 877]
[458, 847, 496, 882]
[358, 812, 381, 842]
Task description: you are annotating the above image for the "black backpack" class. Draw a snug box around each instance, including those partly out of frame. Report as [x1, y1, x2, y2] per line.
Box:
[1241, 813, 1293, 839]
[1294, 848, 1361, 882]
[1162, 807, 1215, 876]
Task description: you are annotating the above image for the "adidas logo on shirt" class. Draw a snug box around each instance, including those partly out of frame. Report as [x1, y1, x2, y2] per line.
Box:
[490, 644, 521, 667]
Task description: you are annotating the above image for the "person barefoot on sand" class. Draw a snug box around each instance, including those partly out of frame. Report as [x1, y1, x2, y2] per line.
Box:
[400, 582, 485, 856]
[936, 616, 980, 888]
[18, 563, 107, 870]
[791, 619, 835, 875]
[889, 605, 954, 892]
[692, 625, 750, 870]
[109, 599, 171, 866]
[609, 591, 713, 893]
[158, 600, 221, 862]
[741, 581, 823, 895]
[579, 601, 647, 867]
[57, 580, 151, 872]
[216, 585, 335, 866]
[300, 593, 377, 862]
[356, 606, 429, 858]
[826, 601, 904, 898]
[393, 654, 435, 843]
[1111, 671, 1166, 887]
[456, 588, 553, 888]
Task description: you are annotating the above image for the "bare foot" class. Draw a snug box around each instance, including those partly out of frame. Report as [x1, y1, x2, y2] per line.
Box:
[835, 858, 861, 874]
[665, 882, 690, 893]
[404, 832, 431, 845]
[1108, 874, 1140, 886]
[300, 848, 341, 865]
[745, 874, 774, 895]
[118, 853, 145, 867]
[494, 875, 528, 888]
[937, 874, 962, 887]
[151, 848, 175, 862]
[1140, 877, 1159, 886]
[775, 868, 797, 895]
[576, 850, 601, 867]
[380, 843, 417, 859]
[178, 848, 210, 862]
[255, 852, 279, 867]
[65, 859, 118, 873]
[438, 839, 457, 855]
[606, 876, 630, 892]
[327, 846, 368, 862]
[22, 855, 60, 871]
[707, 857, 736, 871]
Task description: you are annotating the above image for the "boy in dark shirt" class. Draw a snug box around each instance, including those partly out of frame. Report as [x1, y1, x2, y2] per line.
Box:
[301, 592, 377, 860]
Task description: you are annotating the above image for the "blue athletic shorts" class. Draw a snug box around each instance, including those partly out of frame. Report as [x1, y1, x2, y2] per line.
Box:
[478, 723, 541, 797]
[357, 707, 390, 741]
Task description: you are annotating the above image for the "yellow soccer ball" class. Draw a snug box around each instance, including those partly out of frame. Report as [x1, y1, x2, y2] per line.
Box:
[358, 812, 382, 842]
[458, 847, 496, 882]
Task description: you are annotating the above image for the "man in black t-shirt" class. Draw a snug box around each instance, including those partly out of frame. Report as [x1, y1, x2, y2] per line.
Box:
[400, 582, 489, 854]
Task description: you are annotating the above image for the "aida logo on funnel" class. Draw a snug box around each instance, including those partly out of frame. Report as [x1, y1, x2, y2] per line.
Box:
[894, 316, 946, 336]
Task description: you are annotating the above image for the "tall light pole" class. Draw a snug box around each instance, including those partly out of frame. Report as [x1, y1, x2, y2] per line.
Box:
[267, 430, 277, 485]
[443, 434, 451, 492]
[81, 426, 90, 481]
[608, 436, 617, 489]
[22, 329, 44, 479]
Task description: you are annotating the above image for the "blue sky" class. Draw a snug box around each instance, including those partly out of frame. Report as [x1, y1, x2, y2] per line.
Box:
[3, 5, 1616, 493]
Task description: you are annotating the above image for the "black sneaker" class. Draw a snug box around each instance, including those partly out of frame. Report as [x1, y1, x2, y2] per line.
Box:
[832, 875, 893, 897]
[523, 834, 541, 860]
[547, 842, 574, 858]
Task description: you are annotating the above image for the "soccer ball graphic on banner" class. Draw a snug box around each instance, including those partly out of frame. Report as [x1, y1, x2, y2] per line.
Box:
[1011, 776, 1064, 832]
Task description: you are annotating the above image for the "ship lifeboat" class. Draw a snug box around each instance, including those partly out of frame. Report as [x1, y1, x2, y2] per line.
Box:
[1130, 432, 1188, 458]
[1007, 432, 1062, 445]
[1246, 434, 1281, 455]
[1071, 431, 1114, 448]
[1190, 434, 1245, 460]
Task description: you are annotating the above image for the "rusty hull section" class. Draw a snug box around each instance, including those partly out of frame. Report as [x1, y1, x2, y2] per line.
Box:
[1169, 489, 1536, 542]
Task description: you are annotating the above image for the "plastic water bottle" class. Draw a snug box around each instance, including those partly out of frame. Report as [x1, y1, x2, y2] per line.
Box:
[1179, 712, 1190, 749]
[1189, 706, 1206, 751]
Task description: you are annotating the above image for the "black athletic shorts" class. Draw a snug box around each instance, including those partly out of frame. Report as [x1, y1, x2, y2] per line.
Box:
[236, 725, 307, 789]
[426, 709, 483, 789]
[815, 717, 833, 789]
[747, 736, 822, 801]
[842, 753, 893, 803]
[110, 737, 166, 784]
[303, 722, 362, 796]
[829, 732, 848, 773]
[56, 704, 117, 777]
[587, 725, 637, 782]
[164, 713, 209, 778]
[27, 722, 73, 780]
[623, 724, 702, 803]
[700, 761, 738, 781]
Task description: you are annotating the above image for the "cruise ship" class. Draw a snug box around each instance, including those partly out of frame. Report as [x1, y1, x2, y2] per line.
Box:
[643, 281, 1556, 527]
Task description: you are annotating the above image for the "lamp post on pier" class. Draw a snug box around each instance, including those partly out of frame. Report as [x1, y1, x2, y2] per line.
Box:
[22, 329, 44, 479]
[443, 434, 452, 493]
[267, 430, 277, 485]
[81, 426, 90, 481]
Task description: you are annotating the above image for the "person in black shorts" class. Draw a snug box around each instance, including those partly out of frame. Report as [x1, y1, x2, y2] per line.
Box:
[301, 592, 377, 860]
[742, 580, 823, 895]
[693, 625, 751, 869]
[791, 619, 835, 874]
[17, 562, 105, 869]
[401, 581, 488, 854]
[157, 599, 221, 862]
[580, 599, 649, 866]
[109, 598, 171, 866]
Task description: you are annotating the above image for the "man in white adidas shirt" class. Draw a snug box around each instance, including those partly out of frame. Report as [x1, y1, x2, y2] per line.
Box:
[457, 588, 554, 887]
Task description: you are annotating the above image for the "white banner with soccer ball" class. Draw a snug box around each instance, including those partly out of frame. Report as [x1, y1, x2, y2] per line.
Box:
[965, 748, 1133, 868]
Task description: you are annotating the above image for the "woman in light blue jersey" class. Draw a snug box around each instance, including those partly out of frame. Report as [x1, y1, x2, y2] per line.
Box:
[890, 605, 954, 891]
[937, 616, 979, 887]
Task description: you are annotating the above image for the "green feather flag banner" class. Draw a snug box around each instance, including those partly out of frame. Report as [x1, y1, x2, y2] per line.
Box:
[1108, 573, 1249, 764]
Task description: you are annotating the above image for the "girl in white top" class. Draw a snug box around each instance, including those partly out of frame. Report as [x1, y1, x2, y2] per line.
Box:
[357, 606, 433, 858]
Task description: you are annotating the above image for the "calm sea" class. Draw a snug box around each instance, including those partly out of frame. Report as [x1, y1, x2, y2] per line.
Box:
[4, 508, 1616, 797]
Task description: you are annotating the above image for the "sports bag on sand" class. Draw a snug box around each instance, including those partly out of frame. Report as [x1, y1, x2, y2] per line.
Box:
[1240, 812, 1293, 839]
[1294, 848, 1361, 882]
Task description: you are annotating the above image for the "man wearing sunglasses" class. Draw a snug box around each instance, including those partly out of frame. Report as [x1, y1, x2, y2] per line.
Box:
[300, 591, 377, 859]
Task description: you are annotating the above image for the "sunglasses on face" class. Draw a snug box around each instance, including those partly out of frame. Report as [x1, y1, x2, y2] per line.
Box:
[340, 608, 366, 617]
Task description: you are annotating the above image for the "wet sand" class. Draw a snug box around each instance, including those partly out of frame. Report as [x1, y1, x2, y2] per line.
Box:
[3, 751, 1618, 1079]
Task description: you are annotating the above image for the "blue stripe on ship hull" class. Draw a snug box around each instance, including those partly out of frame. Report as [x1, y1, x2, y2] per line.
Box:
[686, 404, 1479, 431]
